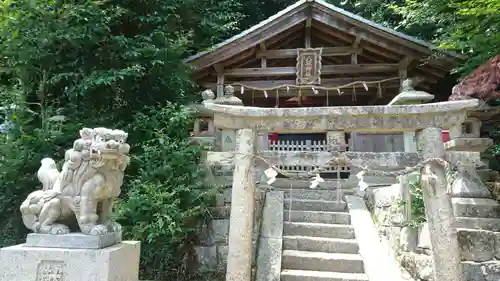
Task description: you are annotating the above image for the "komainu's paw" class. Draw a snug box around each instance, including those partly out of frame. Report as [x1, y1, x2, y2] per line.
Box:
[50, 224, 70, 235]
[89, 224, 109, 236]
[106, 221, 122, 233]
[80, 224, 108, 235]
[39, 223, 70, 235]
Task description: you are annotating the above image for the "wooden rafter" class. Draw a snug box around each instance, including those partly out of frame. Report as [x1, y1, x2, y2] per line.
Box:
[189, 11, 308, 69]
[305, 5, 312, 48]
[256, 47, 361, 59]
[311, 13, 425, 59]
[312, 22, 401, 62]
[223, 64, 399, 77]
[311, 2, 432, 55]
[265, 24, 304, 49]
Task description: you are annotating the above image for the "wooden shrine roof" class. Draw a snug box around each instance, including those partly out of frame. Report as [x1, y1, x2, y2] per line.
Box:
[186, 0, 463, 106]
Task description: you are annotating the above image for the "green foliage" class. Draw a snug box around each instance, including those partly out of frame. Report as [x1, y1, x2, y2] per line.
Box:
[386, 0, 500, 74]
[0, 100, 83, 246]
[408, 176, 426, 227]
[0, 0, 238, 279]
[235, 0, 499, 75]
[0, 0, 498, 279]
[115, 104, 212, 280]
[0, 0, 243, 115]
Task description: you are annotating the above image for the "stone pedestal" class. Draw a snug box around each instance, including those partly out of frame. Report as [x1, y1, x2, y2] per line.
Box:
[445, 138, 493, 198]
[0, 241, 140, 281]
[25, 232, 122, 249]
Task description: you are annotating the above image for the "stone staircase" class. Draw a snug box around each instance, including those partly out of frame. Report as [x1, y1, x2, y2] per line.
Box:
[278, 184, 369, 281]
[452, 197, 500, 265]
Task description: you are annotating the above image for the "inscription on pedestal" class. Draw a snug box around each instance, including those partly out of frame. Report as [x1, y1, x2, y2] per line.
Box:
[221, 130, 236, 152]
[36, 260, 64, 281]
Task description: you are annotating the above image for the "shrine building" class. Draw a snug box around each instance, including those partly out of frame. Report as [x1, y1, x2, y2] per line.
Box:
[186, 0, 461, 154]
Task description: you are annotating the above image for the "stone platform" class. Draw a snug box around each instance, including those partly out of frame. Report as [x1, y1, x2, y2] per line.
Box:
[0, 241, 140, 281]
[25, 232, 122, 249]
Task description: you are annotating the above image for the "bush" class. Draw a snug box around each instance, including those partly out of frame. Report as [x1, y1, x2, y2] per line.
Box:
[0, 100, 84, 246]
[408, 176, 426, 227]
[115, 104, 214, 281]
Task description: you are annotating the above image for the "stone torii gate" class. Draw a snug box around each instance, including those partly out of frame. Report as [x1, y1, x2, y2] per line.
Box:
[204, 99, 479, 281]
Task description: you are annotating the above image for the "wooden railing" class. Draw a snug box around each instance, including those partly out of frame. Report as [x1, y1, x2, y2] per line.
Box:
[268, 140, 349, 177]
[269, 140, 329, 151]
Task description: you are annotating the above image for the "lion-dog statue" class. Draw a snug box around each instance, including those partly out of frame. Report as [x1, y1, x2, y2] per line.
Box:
[20, 127, 130, 235]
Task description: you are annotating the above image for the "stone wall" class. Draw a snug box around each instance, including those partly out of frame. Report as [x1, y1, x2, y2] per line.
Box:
[367, 176, 500, 281]
[194, 186, 266, 272]
[487, 182, 500, 202]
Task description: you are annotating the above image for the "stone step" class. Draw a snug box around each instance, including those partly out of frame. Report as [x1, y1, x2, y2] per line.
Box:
[402, 252, 500, 281]
[284, 199, 347, 212]
[457, 228, 500, 262]
[282, 250, 364, 273]
[282, 189, 353, 201]
[455, 217, 500, 232]
[281, 270, 369, 281]
[273, 178, 349, 189]
[283, 222, 355, 239]
[283, 210, 351, 224]
[452, 197, 500, 218]
[283, 236, 359, 254]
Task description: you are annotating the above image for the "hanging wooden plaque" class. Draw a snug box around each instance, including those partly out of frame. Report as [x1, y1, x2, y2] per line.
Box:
[296, 48, 322, 85]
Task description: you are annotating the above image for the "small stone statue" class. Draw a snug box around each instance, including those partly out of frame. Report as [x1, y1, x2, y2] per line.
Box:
[400, 77, 426, 92]
[401, 78, 416, 92]
[388, 77, 434, 105]
[201, 89, 215, 102]
[20, 127, 130, 236]
[224, 85, 235, 98]
[213, 85, 243, 106]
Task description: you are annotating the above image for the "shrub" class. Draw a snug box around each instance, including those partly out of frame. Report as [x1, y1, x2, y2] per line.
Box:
[408, 176, 426, 227]
[0, 100, 84, 246]
[115, 103, 213, 280]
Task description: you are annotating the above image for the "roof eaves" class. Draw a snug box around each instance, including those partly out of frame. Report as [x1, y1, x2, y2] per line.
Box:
[314, 0, 461, 60]
[184, 0, 309, 63]
[185, 0, 462, 66]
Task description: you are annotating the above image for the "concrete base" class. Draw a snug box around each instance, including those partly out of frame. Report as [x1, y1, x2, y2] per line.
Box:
[0, 241, 140, 281]
[25, 232, 122, 249]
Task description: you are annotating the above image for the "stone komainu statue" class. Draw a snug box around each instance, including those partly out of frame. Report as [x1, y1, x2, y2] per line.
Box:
[20, 127, 130, 236]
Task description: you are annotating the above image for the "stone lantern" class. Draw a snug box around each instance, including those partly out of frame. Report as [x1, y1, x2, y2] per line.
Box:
[211, 85, 243, 152]
[189, 89, 217, 150]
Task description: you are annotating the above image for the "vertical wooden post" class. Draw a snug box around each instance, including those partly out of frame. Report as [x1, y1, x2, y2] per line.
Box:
[226, 128, 256, 281]
[416, 127, 464, 281]
[305, 10, 312, 48]
[260, 42, 267, 68]
[215, 64, 224, 99]
[398, 57, 412, 91]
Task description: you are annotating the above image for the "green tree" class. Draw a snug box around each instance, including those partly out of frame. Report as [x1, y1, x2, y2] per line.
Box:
[388, 0, 500, 73]
[0, 0, 241, 280]
[115, 104, 212, 280]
